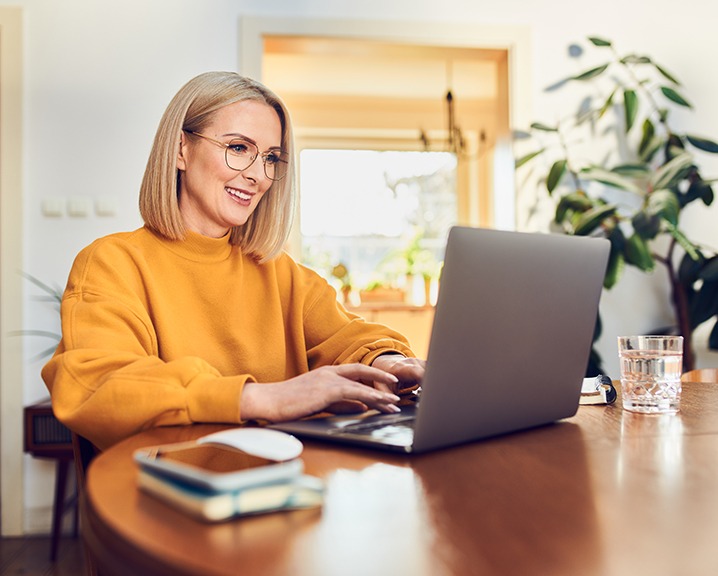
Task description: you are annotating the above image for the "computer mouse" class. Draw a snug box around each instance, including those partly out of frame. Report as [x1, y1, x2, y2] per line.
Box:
[197, 427, 304, 461]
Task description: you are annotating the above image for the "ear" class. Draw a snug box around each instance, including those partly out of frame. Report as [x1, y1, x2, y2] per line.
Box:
[177, 131, 188, 171]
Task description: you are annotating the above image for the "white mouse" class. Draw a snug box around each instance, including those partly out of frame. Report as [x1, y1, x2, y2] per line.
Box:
[197, 427, 304, 461]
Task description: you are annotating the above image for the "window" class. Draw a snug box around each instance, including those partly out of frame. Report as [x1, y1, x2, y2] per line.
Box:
[300, 148, 457, 300]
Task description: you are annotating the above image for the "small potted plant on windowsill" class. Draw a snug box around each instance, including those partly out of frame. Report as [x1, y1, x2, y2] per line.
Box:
[359, 280, 406, 305]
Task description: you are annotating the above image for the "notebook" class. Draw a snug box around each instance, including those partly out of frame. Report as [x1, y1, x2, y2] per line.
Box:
[270, 226, 610, 453]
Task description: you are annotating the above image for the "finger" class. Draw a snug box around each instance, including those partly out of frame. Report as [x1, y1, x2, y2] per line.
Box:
[373, 380, 395, 395]
[335, 363, 400, 387]
[326, 400, 368, 414]
[337, 379, 400, 412]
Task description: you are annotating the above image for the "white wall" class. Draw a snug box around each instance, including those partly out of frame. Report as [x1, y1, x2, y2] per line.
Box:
[2, 0, 717, 533]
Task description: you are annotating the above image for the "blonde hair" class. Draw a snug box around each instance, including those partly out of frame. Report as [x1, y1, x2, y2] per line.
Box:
[139, 71, 295, 262]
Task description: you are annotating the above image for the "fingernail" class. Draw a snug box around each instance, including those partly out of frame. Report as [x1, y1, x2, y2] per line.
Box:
[388, 404, 401, 413]
[389, 374, 399, 382]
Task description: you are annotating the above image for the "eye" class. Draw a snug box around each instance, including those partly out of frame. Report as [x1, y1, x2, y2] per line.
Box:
[264, 151, 283, 165]
[227, 140, 253, 156]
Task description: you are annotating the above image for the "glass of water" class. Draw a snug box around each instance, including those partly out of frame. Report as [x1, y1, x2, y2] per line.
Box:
[618, 335, 683, 414]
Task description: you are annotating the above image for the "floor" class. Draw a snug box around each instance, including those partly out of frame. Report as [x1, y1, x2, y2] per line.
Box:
[0, 535, 84, 576]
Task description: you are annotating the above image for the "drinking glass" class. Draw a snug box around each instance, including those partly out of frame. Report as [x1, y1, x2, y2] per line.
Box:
[618, 335, 683, 414]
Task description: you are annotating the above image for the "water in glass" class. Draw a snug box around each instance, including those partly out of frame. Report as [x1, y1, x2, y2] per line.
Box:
[619, 349, 682, 413]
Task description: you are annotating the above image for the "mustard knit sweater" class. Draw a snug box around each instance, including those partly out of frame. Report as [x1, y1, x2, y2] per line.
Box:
[42, 227, 413, 449]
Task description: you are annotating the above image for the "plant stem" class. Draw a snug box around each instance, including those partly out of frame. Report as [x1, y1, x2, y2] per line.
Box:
[661, 238, 695, 371]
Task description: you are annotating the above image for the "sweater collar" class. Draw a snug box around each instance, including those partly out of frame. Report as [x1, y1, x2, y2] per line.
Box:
[148, 227, 234, 262]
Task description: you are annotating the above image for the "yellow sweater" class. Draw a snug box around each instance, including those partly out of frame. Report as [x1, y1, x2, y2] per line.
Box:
[42, 226, 413, 449]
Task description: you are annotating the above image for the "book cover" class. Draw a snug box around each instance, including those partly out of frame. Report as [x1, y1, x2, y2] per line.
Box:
[138, 467, 324, 522]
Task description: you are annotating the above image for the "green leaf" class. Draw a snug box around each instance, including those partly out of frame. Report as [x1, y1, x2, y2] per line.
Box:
[690, 279, 718, 328]
[681, 179, 714, 208]
[647, 189, 680, 226]
[572, 64, 610, 81]
[514, 148, 545, 168]
[612, 163, 651, 178]
[665, 221, 701, 261]
[530, 122, 558, 132]
[620, 55, 652, 64]
[639, 119, 656, 157]
[661, 86, 692, 108]
[580, 166, 643, 194]
[686, 134, 718, 154]
[604, 250, 624, 289]
[588, 37, 612, 47]
[624, 233, 655, 271]
[699, 257, 718, 281]
[710, 320, 718, 350]
[604, 228, 627, 289]
[573, 203, 617, 236]
[650, 152, 693, 190]
[632, 212, 661, 239]
[678, 251, 704, 284]
[546, 159, 567, 194]
[555, 192, 593, 223]
[623, 89, 638, 132]
[640, 135, 664, 163]
[597, 89, 616, 120]
[655, 64, 680, 85]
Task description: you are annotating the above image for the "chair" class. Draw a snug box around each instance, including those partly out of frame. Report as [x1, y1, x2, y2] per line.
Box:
[72, 432, 100, 576]
[681, 369, 718, 383]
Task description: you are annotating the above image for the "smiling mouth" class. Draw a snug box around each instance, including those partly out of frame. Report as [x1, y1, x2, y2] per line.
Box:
[226, 186, 253, 202]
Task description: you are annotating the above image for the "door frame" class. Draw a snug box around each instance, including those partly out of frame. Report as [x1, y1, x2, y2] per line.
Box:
[0, 6, 24, 536]
[238, 15, 531, 231]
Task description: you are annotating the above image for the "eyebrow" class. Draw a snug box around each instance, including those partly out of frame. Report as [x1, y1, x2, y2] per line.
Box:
[222, 132, 284, 151]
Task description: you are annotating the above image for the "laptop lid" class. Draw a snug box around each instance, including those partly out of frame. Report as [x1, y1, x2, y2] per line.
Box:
[271, 226, 610, 453]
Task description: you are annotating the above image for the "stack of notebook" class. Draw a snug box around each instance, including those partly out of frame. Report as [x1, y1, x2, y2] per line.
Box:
[133, 428, 324, 522]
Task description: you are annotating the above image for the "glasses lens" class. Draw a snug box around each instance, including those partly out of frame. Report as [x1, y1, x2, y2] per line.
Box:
[263, 149, 289, 181]
[225, 138, 258, 171]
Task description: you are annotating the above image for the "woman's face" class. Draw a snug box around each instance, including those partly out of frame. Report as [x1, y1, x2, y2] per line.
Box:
[177, 100, 282, 238]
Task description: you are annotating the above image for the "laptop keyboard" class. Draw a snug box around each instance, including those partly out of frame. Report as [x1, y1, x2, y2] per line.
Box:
[338, 413, 416, 444]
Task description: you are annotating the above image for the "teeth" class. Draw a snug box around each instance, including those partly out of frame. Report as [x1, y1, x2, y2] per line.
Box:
[226, 187, 251, 201]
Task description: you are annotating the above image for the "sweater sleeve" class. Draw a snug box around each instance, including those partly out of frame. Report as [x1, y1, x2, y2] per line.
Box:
[298, 266, 416, 368]
[41, 242, 248, 450]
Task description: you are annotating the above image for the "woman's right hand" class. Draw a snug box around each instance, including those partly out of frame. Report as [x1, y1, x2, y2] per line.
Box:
[239, 364, 402, 423]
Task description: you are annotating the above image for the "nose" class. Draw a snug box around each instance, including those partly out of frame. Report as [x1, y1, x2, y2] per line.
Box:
[242, 156, 265, 183]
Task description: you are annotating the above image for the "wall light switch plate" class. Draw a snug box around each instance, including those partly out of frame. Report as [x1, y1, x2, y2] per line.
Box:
[95, 195, 117, 217]
[41, 197, 65, 217]
[67, 196, 91, 217]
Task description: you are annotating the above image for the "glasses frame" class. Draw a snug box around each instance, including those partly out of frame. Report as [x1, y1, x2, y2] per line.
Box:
[184, 130, 288, 181]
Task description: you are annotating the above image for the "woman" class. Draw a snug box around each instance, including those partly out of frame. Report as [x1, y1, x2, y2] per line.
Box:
[42, 71, 425, 450]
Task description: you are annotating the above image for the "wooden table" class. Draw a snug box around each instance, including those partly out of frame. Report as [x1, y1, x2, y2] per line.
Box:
[82, 382, 718, 576]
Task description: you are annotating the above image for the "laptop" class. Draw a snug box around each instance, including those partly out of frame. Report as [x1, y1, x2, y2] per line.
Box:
[270, 226, 610, 453]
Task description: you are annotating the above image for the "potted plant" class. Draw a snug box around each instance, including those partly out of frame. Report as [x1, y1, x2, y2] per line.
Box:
[515, 37, 718, 372]
[331, 262, 353, 305]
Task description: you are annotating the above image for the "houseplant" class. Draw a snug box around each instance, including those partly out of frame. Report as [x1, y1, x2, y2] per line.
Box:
[15, 272, 62, 361]
[515, 37, 718, 372]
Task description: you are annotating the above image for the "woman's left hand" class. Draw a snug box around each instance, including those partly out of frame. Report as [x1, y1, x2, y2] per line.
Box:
[371, 354, 425, 395]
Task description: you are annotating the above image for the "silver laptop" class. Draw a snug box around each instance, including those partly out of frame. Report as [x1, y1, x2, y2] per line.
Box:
[270, 226, 610, 453]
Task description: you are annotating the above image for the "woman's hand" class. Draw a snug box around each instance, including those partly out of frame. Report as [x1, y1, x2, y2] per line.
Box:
[240, 364, 403, 423]
[370, 354, 426, 395]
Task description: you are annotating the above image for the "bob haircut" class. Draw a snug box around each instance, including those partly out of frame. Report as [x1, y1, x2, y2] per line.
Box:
[139, 71, 295, 262]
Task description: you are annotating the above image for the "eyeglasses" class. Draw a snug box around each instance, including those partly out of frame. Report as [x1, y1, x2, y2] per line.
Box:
[185, 131, 288, 182]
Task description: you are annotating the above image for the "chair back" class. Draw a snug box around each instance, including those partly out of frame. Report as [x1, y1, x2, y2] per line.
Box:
[71, 432, 100, 576]
[681, 369, 718, 383]
[72, 432, 99, 489]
